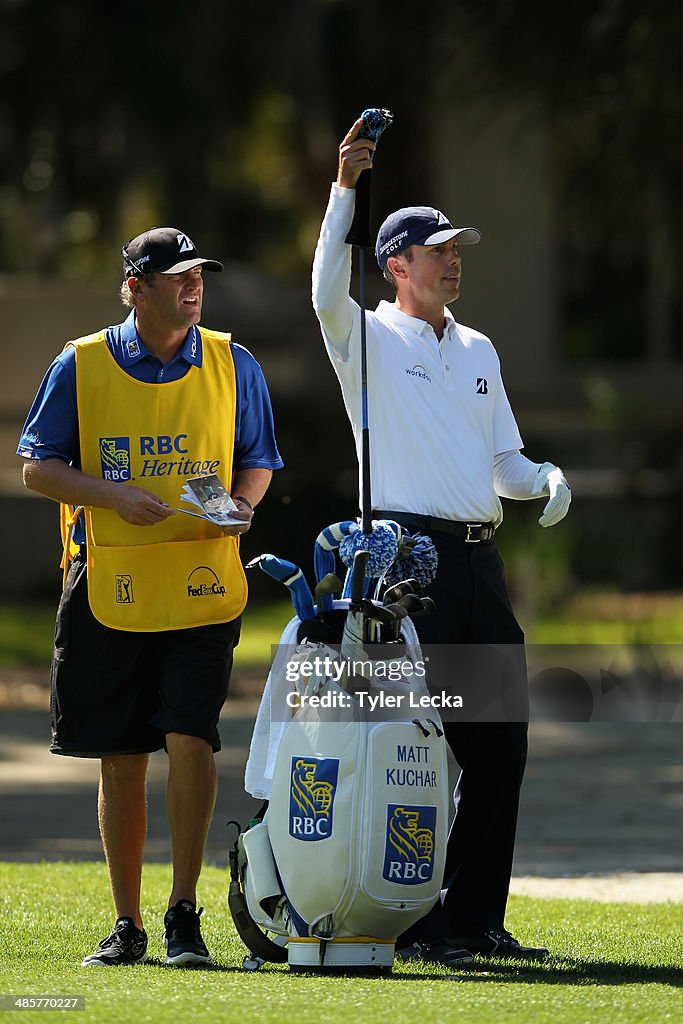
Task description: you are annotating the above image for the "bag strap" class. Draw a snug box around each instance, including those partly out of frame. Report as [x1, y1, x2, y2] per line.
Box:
[59, 504, 83, 588]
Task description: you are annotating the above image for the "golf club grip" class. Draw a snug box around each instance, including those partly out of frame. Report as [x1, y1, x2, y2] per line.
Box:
[344, 171, 372, 247]
[351, 549, 369, 608]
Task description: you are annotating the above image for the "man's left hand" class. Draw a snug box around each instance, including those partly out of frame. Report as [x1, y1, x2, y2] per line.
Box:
[532, 463, 571, 528]
[222, 498, 253, 536]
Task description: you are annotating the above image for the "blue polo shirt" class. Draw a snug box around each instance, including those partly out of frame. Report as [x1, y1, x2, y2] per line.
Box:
[17, 311, 284, 542]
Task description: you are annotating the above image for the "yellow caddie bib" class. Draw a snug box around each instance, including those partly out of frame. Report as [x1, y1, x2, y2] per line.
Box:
[68, 327, 247, 631]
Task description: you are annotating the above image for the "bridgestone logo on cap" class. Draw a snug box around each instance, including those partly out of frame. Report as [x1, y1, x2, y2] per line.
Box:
[379, 230, 409, 256]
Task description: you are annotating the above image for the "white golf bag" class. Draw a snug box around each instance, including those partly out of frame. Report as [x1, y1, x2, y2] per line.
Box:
[229, 599, 448, 971]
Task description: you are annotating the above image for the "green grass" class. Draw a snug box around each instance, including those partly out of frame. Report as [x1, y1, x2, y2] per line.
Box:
[531, 591, 683, 645]
[0, 600, 295, 669]
[0, 603, 58, 666]
[0, 863, 681, 1024]
[234, 600, 293, 668]
[2, 590, 683, 670]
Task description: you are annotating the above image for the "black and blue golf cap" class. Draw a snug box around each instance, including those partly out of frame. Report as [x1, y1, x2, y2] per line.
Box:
[122, 227, 223, 278]
[375, 207, 481, 270]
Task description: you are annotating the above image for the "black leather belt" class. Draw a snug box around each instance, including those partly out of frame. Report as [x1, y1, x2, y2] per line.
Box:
[374, 510, 495, 543]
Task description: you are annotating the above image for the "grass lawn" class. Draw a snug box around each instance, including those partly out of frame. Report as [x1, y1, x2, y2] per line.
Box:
[531, 590, 683, 645]
[0, 600, 296, 670]
[0, 863, 681, 1024]
[3, 591, 683, 671]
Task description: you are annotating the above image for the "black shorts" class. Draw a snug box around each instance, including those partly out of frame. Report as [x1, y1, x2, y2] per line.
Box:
[50, 551, 241, 757]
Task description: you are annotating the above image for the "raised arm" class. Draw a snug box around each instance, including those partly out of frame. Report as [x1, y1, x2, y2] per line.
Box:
[311, 120, 376, 362]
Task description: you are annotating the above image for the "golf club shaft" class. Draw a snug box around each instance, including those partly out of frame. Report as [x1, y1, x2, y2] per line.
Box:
[359, 245, 372, 535]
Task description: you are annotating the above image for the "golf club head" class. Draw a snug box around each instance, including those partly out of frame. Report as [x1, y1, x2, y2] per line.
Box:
[383, 578, 422, 604]
[382, 602, 408, 642]
[396, 594, 436, 617]
[395, 593, 425, 615]
[383, 601, 409, 621]
[360, 598, 406, 626]
[314, 572, 343, 617]
[315, 573, 342, 599]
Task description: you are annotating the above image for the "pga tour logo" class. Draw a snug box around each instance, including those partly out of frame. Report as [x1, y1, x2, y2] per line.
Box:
[382, 804, 437, 884]
[288, 756, 338, 841]
[115, 575, 134, 604]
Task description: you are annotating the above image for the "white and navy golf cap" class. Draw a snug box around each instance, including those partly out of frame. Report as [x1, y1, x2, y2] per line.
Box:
[375, 207, 481, 270]
[122, 227, 223, 277]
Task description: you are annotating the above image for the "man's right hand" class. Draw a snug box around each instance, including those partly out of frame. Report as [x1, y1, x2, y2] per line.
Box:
[112, 484, 176, 526]
[21, 457, 175, 527]
[337, 119, 376, 189]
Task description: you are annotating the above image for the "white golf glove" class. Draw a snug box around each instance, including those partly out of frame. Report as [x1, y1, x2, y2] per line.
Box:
[532, 463, 571, 528]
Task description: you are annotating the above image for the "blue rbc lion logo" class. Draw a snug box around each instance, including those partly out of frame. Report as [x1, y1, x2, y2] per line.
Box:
[382, 804, 437, 884]
[99, 437, 131, 482]
[288, 756, 338, 841]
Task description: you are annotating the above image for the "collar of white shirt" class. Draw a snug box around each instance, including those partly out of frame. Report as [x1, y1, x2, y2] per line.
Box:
[375, 300, 458, 339]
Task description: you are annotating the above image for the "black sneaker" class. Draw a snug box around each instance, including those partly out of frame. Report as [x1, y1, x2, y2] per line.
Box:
[395, 941, 474, 968]
[163, 900, 212, 966]
[81, 917, 148, 967]
[447, 928, 548, 961]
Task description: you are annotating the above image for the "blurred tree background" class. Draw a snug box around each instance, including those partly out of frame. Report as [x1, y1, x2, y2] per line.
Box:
[1, 0, 682, 622]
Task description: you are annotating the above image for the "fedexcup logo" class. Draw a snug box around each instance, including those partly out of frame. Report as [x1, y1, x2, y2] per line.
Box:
[289, 756, 338, 841]
[99, 437, 131, 482]
[382, 804, 437, 884]
[187, 566, 226, 598]
[406, 364, 432, 384]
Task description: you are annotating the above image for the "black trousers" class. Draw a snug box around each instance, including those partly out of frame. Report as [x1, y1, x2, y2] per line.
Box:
[395, 526, 528, 940]
[51, 551, 241, 756]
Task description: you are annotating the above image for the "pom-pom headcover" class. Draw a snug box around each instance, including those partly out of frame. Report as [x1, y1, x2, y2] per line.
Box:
[383, 533, 438, 590]
[339, 520, 398, 577]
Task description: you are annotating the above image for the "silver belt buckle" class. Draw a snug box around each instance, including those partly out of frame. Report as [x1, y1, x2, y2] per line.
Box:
[465, 522, 482, 543]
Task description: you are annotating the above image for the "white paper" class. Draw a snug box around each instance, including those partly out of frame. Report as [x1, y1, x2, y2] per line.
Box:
[177, 474, 246, 526]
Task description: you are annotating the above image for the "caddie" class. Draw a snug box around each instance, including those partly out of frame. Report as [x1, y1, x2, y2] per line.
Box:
[17, 227, 283, 967]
